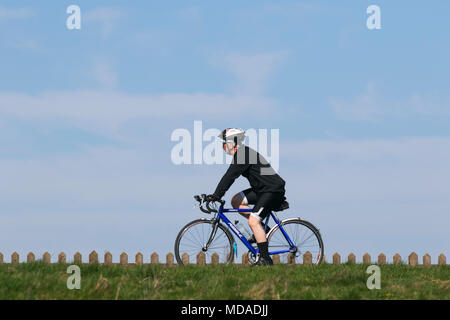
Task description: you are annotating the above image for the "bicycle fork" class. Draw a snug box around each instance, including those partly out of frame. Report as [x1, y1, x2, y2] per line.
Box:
[202, 219, 220, 252]
[203, 219, 237, 258]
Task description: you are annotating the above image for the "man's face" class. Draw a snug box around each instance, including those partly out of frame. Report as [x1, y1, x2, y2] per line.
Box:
[223, 142, 236, 155]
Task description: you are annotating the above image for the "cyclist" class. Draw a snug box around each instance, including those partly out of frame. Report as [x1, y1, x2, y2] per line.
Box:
[207, 128, 287, 266]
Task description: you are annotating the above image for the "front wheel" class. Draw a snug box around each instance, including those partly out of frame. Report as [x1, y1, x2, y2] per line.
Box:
[174, 219, 235, 266]
[267, 218, 324, 265]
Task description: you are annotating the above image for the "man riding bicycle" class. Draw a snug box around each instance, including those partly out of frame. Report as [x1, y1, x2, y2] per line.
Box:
[207, 128, 288, 266]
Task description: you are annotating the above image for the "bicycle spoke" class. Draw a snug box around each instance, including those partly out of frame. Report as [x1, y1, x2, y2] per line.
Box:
[298, 232, 315, 246]
[207, 245, 231, 250]
[184, 231, 202, 246]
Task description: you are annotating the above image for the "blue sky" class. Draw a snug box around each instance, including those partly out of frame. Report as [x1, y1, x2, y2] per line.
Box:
[1, 1, 449, 263]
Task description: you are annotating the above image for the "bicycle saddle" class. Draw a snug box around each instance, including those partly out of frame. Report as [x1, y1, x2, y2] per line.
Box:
[273, 200, 289, 212]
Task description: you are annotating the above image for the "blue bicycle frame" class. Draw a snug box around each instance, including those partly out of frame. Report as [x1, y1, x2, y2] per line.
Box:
[217, 204, 297, 256]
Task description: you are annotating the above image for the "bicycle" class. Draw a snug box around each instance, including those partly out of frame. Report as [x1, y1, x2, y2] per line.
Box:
[174, 194, 324, 266]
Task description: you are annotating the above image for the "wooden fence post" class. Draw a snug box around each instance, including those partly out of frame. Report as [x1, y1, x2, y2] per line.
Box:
[104, 252, 112, 265]
[422, 254, 431, 267]
[393, 253, 402, 265]
[58, 252, 66, 264]
[196, 252, 206, 265]
[8, 250, 439, 266]
[332, 253, 341, 265]
[211, 253, 219, 265]
[242, 253, 249, 266]
[43, 252, 51, 264]
[150, 252, 159, 264]
[0, 253, 3, 264]
[182, 253, 189, 265]
[287, 253, 296, 265]
[89, 251, 98, 264]
[120, 252, 128, 265]
[74, 252, 82, 264]
[27, 252, 35, 263]
[347, 253, 356, 264]
[166, 253, 174, 266]
[11, 252, 19, 264]
[378, 253, 386, 265]
[408, 252, 418, 266]
[273, 254, 280, 265]
[303, 251, 312, 265]
[438, 253, 446, 266]
[135, 252, 143, 265]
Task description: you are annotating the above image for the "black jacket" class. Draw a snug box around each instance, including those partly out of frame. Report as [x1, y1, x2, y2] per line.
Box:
[213, 146, 285, 198]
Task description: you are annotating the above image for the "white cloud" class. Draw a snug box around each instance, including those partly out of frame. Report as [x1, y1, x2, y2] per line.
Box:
[408, 92, 450, 115]
[92, 62, 119, 88]
[211, 52, 288, 96]
[0, 90, 278, 137]
[330, 83, 450, 120]
[84, 7, 123, 37]
[330, 83, 386, 121]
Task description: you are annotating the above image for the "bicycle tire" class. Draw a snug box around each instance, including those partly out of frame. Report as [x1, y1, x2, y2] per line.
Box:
[174, 219, 235, 266]
[267, 218, 324, 265]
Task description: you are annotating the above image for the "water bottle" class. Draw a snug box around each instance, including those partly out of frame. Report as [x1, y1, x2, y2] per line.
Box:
[235, 220, 251, 239]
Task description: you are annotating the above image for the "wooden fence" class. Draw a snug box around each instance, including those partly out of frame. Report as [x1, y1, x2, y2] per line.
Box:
[0, 251, 447, 266]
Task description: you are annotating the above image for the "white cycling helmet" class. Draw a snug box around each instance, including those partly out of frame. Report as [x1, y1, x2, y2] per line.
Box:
[219, 128, 246, 145]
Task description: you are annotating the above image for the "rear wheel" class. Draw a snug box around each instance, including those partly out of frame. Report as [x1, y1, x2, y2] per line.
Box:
[267, 218, 324, 264]
[174, 219, 235, 266]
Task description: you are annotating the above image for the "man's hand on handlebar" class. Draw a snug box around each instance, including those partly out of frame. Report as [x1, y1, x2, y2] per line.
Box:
[206, 194, 221, 202]
[193, 194, 225, 214]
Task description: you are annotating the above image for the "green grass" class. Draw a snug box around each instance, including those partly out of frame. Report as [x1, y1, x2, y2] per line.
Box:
[0, 262, 449, 300]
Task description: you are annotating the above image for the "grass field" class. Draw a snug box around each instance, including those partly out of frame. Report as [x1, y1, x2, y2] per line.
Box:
[0, 262, 449, 300]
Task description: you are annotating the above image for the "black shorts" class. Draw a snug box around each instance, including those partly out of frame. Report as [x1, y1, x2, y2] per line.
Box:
[239, 188, 285, 220]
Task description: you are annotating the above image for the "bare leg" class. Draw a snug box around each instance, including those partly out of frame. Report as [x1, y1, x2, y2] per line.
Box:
[231, 193, 266, 242]
[238, 204, 251, 217]
[248, 216, 266, 243]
